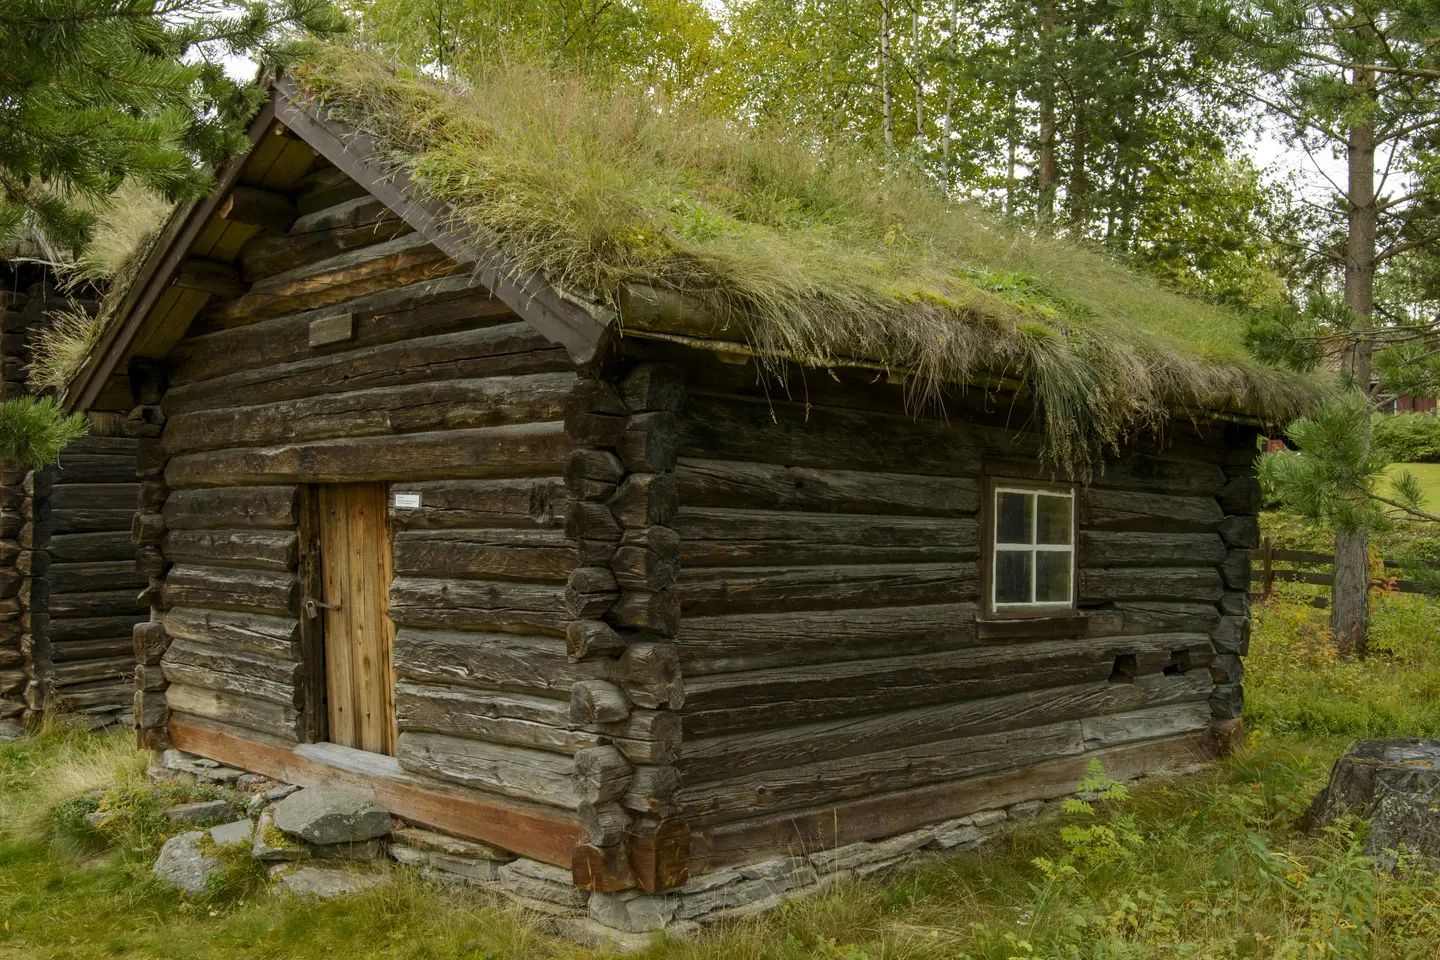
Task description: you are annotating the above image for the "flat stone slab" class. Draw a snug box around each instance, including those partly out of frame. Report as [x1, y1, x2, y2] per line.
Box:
[391, 842, 505, 883]
[253, 807, 309, 862]
[391, 826, 514, 862]
[271, 787, 391, 845]
[209, 819, 254, 847]
[154, 831, 221, 895]
[163, 800, 239, 825]
[271, 865, 391, 901]
[0, 721, 23, 742]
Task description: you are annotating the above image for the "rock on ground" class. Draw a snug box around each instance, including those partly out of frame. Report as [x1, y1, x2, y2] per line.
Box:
[163, 800, 239, 825]
[209, 819, 254, 847]
[154, 831, 222, 894]
[1306, 738, 1440, 866]
[271, 865, 391, 900]
[270, 787, 391, 845]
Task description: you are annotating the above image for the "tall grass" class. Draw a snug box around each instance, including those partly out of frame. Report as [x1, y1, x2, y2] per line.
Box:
[292, 46, 1327, 473]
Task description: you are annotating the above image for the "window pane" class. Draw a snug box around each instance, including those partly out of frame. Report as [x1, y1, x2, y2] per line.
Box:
[1035, 494, 1072, 545]
[1035, 551, 1072, 603]
[996, 492, 1032, 544]
[995, 549, 1032, 603]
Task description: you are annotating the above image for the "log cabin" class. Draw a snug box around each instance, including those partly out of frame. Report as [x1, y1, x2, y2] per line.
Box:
[0, 263, 143, 735]
[56, 50, 1320, 911]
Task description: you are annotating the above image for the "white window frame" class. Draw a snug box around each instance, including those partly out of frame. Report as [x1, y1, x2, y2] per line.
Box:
[989, 483, 1076, 617]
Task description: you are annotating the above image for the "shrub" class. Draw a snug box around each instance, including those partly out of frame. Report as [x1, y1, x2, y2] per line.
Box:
[1374, 412, 1440, 463]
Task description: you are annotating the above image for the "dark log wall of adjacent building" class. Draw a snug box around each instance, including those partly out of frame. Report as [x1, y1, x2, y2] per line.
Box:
[0, 281, 142, 731]
[642, 348, 1257, 875]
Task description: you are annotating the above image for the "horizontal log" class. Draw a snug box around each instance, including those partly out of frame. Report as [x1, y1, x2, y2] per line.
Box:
[679, 671, 1213, 782]
[162, 529, 299, 571]
[164, 684, 302, 741]
[393, 627, 607, 696]
[609, 474, 677, 529]
[220, 185, 296, 232]
[387, 478, 567, 531]
[166, 424, 571, 487]
[989, 454, 1227, 498]
[1079, 701, 1212, 750]
[566, 619, 626, 660]
[240, 204, 413, 280]
[570, 679, 630, 725]
[676, 457, 980, 517]
[48, 561, 147, 593]
[677, 718, 1087, 825]
[46, 679, 135, 712]
[1094, 601, 1222, 638]
[392, 529, 579, 582]
[50, 483, 140, 511]
[388, 577, 568, 633]
[166, 323, 569, 415]
[611, 528, 681, 591]
[681, 633, 1214, 737]
[173, 275, 501, 383]
[1079, 567, 1225, 604]
[49, 656, 138, 688]
[397, 731, 581, 810]
[1079, 489, 1223, 533]
[164, 564, 300, 617]
[51, 458, 140, 484]
[162, 486, 298, 530]
[574, 746, 631, 804]
[680, 394, 995, 474]
[205, 233, 458, 327]
[61, 436, 140, 456]
[133, 620, 169, 666]
[607, 589, 678, 638]
[162, 605, 301, 660]
[163, 372, 575, 457]
[620, 363, 685, 413]
[47, 531, 135, 564]
[48, 615, 146, 643]
[47, 509, 139, 535]
[617, 412, 680, 473]
[674, 562, 976, 616]
[674, 508, 978, 566]
[161, 659, 301, 708]
[163, 637, 302, 685]
[604, 711, 683, 766]
[1078, 532, 1226, 568]
[51, 636, 134, 663]
[132, 511, 166, 546]
[395, 681, 603, 753]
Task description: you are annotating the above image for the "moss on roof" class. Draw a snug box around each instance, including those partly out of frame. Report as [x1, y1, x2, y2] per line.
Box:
[292, 46, 1326, 469]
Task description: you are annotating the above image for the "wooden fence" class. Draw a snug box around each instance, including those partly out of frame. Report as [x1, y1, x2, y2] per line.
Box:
[1253, 537, 1437, 603]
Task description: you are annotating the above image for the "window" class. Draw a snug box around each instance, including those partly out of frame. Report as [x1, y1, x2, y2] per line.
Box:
[987, 482, 1076, 617]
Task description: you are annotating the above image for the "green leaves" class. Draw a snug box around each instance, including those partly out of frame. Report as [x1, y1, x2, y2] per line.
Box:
[1260, 391, 1391, 534]
[0, 397, 89, 469]
[0, 0, 347, 252]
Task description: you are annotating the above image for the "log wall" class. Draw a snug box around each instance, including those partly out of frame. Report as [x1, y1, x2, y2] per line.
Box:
[142, 165, 612, 845]
[648, 348, 1255, 872]
[0, 282, 142, 731]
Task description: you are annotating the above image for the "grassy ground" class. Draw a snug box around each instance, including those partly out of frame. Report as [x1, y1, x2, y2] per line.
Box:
[6, 590, 1440, 958]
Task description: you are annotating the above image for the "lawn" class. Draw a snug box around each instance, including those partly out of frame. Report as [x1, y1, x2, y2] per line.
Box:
[1385, 463, 1440, 511]
[5, 590, 1440, 959]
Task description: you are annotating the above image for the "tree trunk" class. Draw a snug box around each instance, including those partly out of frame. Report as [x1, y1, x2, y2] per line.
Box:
[941, 0, 959, 183]
[1333, 57, 1377, 658]
[1068, 100, 1088, 227]
[880, 0, 895, 153]
[912, 2, 923, 139]
[1306, 738, 1440, 868]
[1036, 0, 1057, 224]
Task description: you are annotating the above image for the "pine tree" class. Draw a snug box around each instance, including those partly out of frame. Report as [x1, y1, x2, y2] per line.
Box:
[0, 0, 348, 254]
[1195, 0, 1440, 655]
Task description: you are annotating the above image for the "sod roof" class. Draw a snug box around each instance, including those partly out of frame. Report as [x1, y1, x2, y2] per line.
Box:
[70, 44, 1330, 469]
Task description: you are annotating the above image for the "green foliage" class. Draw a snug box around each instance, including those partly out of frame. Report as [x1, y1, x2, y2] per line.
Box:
[1373, 413, 1440, 464]
[1248, 584, 1440, 741]
[1260, 391, 1391, 534]
[0, 396, 88, 469]
[0, 0, 347, 253]
[290, 45, 1325, 473]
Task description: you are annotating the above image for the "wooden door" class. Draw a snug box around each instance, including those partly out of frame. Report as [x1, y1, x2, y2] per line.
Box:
[318, 483, 397, 755]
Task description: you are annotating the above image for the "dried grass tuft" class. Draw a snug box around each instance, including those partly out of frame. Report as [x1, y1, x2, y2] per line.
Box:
[293, 46, 1329, 471]
[29, 302, 107, 394]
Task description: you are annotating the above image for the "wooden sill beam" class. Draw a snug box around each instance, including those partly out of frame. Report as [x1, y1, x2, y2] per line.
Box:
[168, 715, 585, 869]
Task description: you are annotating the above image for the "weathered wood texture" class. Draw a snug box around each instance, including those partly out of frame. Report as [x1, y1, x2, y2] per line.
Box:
[666, 361, 1245, 852]
[13, 430, 143, 725]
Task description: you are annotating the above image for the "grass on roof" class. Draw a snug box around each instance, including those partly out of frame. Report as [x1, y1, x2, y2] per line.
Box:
[293, 45, 1327, 471]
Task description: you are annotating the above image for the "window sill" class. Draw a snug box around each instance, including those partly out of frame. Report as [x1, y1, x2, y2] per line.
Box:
[976, 614, 1086, 641]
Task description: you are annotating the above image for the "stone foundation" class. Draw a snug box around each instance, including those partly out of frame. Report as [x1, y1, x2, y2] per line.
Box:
[151, 748, 1202, 948]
